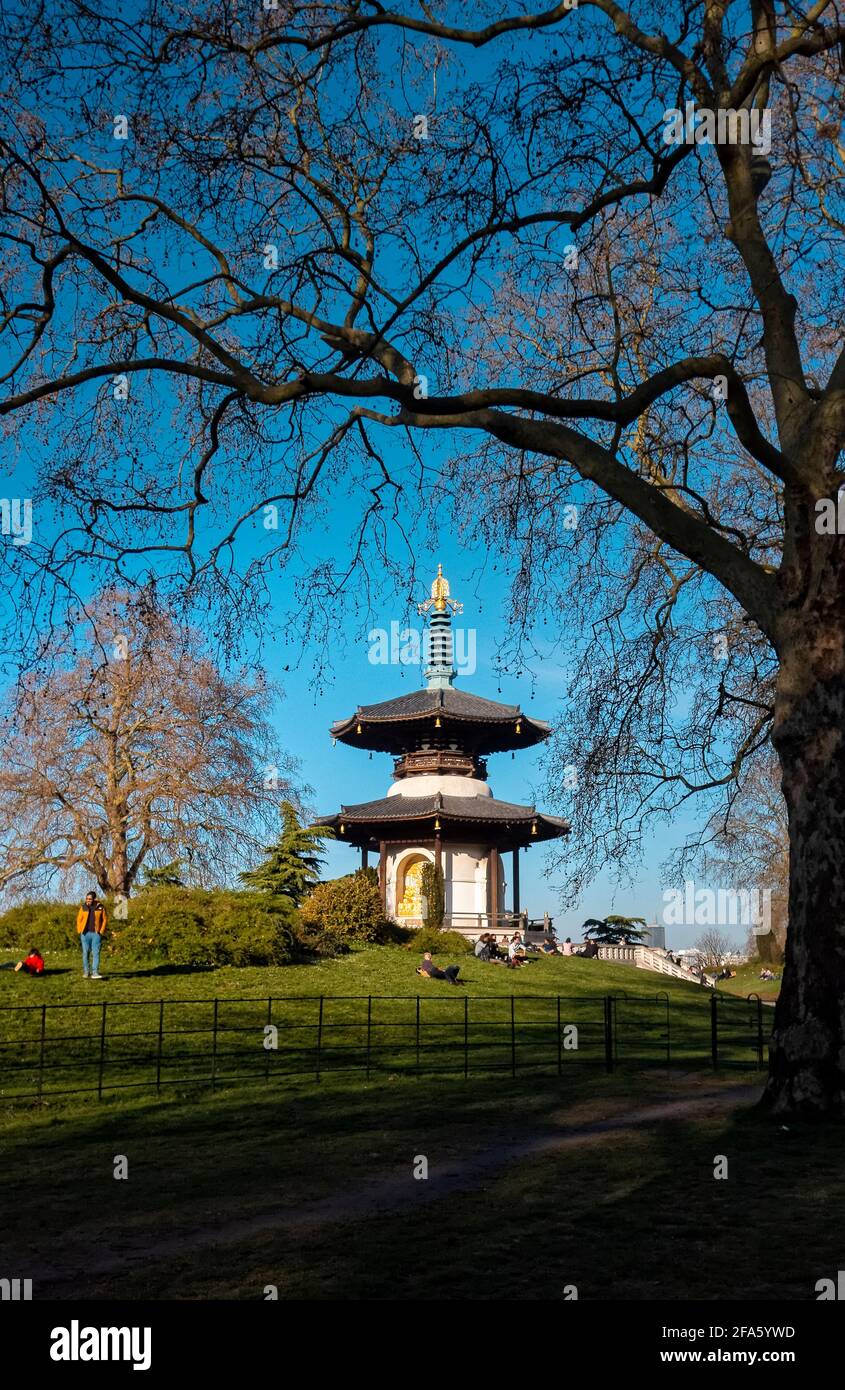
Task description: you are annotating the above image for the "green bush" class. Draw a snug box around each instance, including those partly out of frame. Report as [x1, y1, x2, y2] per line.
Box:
[299, 870, 395, 945]
[0, 900, 78, 953]
[106, 887, 297, 966]
[408, 927, 473, 956]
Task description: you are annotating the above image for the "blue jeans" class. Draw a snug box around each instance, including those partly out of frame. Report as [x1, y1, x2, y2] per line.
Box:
[80, 931, 101, 975]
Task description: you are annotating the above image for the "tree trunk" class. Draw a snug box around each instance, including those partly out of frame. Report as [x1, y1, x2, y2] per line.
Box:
[764, 640, 845, 1116]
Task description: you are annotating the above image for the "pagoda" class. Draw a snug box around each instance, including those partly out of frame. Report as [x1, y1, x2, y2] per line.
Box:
[316, 566, 569, 936]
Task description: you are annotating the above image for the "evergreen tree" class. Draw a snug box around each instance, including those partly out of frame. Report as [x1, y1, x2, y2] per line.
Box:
[582, 915, 649, 946]
[142, 860, 186, 888]
[239, 801, 333, 905]
[420, 861, 446, 929]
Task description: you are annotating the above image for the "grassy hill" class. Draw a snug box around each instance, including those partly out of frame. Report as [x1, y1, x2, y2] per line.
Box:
[1, 940, 715, 1004]
[0, 944, 766, 1106]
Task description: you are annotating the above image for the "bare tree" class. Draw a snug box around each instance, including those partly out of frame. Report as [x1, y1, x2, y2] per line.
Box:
[695, 928, 732, 969]
[0, 4, 844, 1112]
[695, 747, 789, 961]
[0, 591, 294, 897]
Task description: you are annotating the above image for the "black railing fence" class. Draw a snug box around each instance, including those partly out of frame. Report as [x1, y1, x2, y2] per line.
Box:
[0, 990, 771, 1103]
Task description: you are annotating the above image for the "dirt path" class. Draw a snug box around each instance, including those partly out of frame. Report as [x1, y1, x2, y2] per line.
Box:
[16, 1081, 761, 1294]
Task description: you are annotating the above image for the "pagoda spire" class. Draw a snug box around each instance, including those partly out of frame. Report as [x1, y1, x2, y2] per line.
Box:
[417, 563, 463, 690]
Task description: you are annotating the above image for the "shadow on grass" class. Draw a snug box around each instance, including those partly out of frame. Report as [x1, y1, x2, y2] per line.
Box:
[111, 956, 329, 979]
[116, 963, 219, 978]
[16, 1069, 836, 1300]
[0, 963, 73, 976]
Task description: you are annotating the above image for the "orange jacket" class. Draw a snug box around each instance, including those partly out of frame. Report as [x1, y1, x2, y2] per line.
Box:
[76, 902, 108, 935]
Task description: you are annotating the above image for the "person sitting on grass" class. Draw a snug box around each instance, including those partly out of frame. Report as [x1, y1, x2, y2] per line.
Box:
[416, 951, 462, 985]
[483, 935, 507, 965]
[540, 936, 558, 955]
[507, 931, 531, 968]
[474, 935, 491, 961]
[14, 947, 45, 976]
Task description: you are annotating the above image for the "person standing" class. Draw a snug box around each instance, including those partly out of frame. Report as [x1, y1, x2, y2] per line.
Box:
[76, 891, 107, 979]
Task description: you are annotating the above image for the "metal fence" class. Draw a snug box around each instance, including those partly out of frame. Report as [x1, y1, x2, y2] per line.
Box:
[0, 990, 771, 1103]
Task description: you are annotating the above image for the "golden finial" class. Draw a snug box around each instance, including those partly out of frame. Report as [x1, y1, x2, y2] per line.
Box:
[417, 562, 463, 616]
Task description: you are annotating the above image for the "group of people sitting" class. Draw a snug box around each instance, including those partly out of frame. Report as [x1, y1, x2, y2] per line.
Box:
[473, 931, 534, 968]
[417, 930, 599, 983]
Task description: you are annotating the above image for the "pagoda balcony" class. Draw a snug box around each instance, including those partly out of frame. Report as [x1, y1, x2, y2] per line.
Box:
[392, 750, 487, 780]
[395, 911, 555, 941]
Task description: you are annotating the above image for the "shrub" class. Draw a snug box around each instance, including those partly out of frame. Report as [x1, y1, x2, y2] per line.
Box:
[0, 900, 78, 953]
[299, 870, 394, 944]
[408, 927, 473, 956]
[106, 887, 297, 966]
[419, 862, 445, 928]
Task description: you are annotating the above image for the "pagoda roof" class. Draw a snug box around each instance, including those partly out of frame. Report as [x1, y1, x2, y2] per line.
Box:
[330, 686, 551, 755]
[315, 792, 569, 849]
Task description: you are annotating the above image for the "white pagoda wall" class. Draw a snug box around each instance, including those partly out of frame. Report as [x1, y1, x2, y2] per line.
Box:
[386, 842, 507, 925]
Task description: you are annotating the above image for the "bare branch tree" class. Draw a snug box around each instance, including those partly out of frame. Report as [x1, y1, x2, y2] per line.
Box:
[0, 590, 296, 897]
[0, 3, 844, 1111]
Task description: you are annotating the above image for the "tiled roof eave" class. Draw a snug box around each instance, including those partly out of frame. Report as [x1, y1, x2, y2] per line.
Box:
[330, 711, 551, 733]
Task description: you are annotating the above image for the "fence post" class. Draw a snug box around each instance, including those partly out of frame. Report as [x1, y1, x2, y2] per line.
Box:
[211, 998, 219, 1089]
[156, 1000, 164, 1094]
[316, 996, 324, 1082]
[710, 991, 718, 1069]
[604, 996, 614, 1073]
[556, 996, 562, 1076]
[37, 1003, 47, 1101]
[756, 995, 764, 1070]
[415, 995, 421, 1074]
[510, 995, 516, 1078]
[464, 995, 469, 1079]
[98, 1002, 108, 1100]
[366, 996, 372, 1079]
[265, 997, 272, 1083]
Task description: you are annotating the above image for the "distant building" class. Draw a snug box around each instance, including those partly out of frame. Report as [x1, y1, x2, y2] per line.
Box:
[642, 921, 666, 951]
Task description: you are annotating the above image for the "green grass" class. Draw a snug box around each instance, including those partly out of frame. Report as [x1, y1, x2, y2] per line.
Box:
[716, 960, 781, 1001]
[0, 945, 767, 1101]
[0, 945, 830, 1302]
[1, 1065, 840, 1300]
[0, 939, 714, 1003]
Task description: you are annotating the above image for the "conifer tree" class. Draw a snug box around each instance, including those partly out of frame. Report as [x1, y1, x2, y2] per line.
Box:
[240, 802, 333, 905]
[420, 862, 446, 929]
[582, 916, 649, 946]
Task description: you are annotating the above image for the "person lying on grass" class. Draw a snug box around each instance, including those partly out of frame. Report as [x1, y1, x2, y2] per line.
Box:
[416, 951, 463, 985]
[14, 948, 45, 976]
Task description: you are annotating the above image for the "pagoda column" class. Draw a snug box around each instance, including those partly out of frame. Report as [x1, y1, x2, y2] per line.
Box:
[361, 848, 369, 872]
[378, 840, 387, 909]
[488, 846, 499, 932]
[512, 847, 520, 919]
